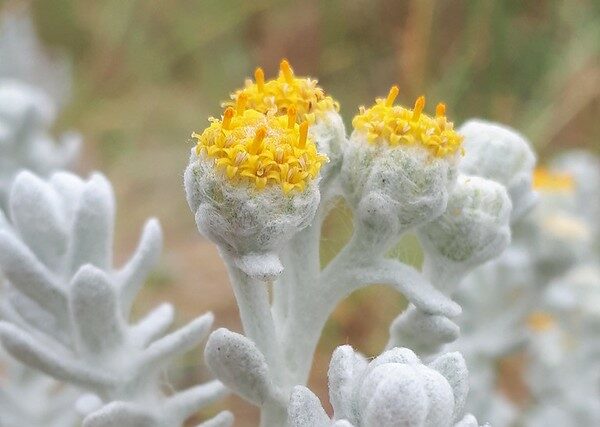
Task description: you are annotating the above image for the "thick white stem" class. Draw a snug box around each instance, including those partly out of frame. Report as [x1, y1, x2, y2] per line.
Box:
[421, 256, 466, 295]
[276, 209, 326, 386]
[221, 251, 285, 385]
[280, 220, 461, 387]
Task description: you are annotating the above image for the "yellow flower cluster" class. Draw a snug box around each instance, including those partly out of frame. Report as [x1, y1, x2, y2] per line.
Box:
[226, 59, 339, 125]
[352, 86, 463, 157]
[193, 106, 327, 193]
[533, 168, 575, 192]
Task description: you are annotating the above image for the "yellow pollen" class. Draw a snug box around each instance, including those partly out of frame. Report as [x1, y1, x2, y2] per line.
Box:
[236, 93, 248, 114]
[249, 126, 267, 154]
[193, 108, 327, 193]
[298, 121, 308, 149]
[287, 106, 297, 128]
[386, 85, 399, 107]
[255, 67, 265, 92]
[352, 86, 463, 157]
[222, 107, 235, 130]
[280, 59, 294, 84]
[436, 102, 446, 118]
[533, 168, 575, 192]
[412, 96, 425, 121]
[527, 311, 555, 332]
[226, 59, 339, 124]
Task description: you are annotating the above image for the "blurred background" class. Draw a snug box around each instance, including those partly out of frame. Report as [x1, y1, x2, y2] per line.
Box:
[1, 0, 599, 425]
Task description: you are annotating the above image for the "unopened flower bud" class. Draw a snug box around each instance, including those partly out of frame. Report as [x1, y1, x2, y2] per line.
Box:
[418, 174, 512, 269]
[458, 119, 536, 222]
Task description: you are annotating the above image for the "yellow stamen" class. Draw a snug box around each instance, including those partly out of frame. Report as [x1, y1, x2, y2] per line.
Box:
[249, 126, 267, 154]
[287, 106, 297, 128]
[275, 147, 285, 163]
[412, 96, 425, 121]
[226, 59, 339, 124]
[298, 121, 308, 149]
[254, 67, 265, 92]
[236, 93, 248, 114]
[385, 85, 399, 107]
[436, 102, 446, 118]
[280, 59, 294, 84]
[222, 107, 235, 130]
[352, 93, 462, 157]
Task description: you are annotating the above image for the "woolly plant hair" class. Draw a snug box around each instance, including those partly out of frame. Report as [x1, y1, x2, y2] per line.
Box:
[184, 150, 321, 281]
[341, 138, 458, 247]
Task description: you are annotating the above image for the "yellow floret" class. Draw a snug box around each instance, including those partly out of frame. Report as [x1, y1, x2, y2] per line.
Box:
[193, 107, 327, 193]
[226, 59, 339, 125]
[527, 311, 556, 332]
[352, 86, 463, 158]
[533, 168, 575, 192]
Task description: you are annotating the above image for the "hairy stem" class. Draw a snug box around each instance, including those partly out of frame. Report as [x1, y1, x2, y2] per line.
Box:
[221, 251, 286, 388]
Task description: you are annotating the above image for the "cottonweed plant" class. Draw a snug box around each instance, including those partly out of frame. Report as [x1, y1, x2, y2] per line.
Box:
[184, 60, 523, 426]
[2, 47, 597, 427]
[0, 86, 82, 427]
[0, 170, 232, 427]
[0, 9, 83, 425]
[449, 150, 600, 427]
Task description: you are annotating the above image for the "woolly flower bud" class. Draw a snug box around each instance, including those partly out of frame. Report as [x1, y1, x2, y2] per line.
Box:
[341, 86, 461, 236]
[418, 174, 512, 269]
[227, 59, 345, 189]
[458, 119, 536, 222]
[289, 346, 472, 427]
[184, 107, 326, 280]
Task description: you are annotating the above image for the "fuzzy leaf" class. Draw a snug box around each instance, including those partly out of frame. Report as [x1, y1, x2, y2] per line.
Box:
[204, 328, 273, 405]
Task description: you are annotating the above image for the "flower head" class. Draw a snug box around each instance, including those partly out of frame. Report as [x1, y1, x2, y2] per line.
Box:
[352, 86, 463, 157]
[341, 87, 461, 244]
[227, 59, 339, 125]
[192, 106, 327, 194]
[226, 60, 346, 197]
[185, 106, 324, 280]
